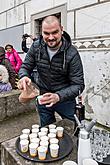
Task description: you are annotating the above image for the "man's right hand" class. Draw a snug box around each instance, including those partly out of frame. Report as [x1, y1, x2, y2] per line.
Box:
[17, 76, 31, 91]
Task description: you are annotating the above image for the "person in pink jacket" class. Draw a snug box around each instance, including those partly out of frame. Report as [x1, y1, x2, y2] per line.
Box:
[5, 44, 22, 73]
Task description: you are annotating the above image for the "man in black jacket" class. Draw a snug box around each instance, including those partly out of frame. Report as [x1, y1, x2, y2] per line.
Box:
[18, 15, 85, 127]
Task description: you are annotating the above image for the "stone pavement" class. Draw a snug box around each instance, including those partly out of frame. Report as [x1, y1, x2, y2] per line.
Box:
[0, 111, 40, 144]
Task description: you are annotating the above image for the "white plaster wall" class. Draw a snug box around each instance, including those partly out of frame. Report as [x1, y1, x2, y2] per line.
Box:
[0, 13, 6, 29]
[7, 5, 25, 28]
[68, 0, 97, 10]
[67, 12, 74, 39]
[15, 0, 29, 6]
[54, 0, 67, 6]
[25, 1, 32, 22]
[0, 0, 14, 13]
[24, 23, 31, 35]
[25, 0, 54, 23]
[76, 2, 110, 38]
[80, 50, 110, 127]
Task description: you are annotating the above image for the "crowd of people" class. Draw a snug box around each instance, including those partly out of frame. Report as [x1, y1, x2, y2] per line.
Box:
[0, 15, 85, 127]
[0, 42, 23, 92]
[0, 34, 32, 92]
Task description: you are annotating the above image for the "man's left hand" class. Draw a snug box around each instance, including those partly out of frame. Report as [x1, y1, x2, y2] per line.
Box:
[40, 93, 60, 107]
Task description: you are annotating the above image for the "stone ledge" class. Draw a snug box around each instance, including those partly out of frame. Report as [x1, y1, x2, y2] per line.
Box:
[0, 90, 36, 122]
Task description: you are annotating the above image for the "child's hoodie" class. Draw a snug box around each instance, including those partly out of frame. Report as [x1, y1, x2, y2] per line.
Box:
[0, 65, 12, 92]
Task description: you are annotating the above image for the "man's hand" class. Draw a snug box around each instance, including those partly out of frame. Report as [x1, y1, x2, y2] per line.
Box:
[17, 76, 31, 91]
[40, 93, 60, 107]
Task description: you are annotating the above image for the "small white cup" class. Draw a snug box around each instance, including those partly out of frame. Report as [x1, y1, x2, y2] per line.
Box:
[22, 128, 30, 135]
[29, 143, 39, 157]
[29, 133, 37, 141]
[40, 136, 49, 142]
[49, 128, 57, 134]
[30, 137, 40, 144]
[49, 144, 59, 158]
[20, 134, 28, 141]
[40, 127, 48, 135]
[40, 140, 49, 148]
[32, 124, 40, 129]
[48, 133, 56, 140]
[38, 131, 47, 138]
[56, 127, 64, 138]
[31, 128, 39, 134]
[20, 139, 29, 153]
[50, 138, 59, 145]
[37, 95, 43, 104]
[63, 160, 78, 165]
[49, 124, 56, 129]
[40, 140, 49, 153]
[82, 158, 98, 165]
[38, 146, 47, 160]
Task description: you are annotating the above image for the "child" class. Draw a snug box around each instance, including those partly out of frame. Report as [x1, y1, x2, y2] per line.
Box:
[0, 46, 16, 89]
[5, 44, 22, 74]
[0, 65, 12, 92]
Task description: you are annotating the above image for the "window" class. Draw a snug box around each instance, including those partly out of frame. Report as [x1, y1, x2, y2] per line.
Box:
[31, 4, 67, 37]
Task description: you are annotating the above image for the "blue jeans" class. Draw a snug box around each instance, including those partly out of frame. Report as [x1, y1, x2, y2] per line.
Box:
[36, 100, 76, 127]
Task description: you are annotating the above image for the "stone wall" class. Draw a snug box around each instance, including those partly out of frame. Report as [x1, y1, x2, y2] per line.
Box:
[0, 90, 36, 122]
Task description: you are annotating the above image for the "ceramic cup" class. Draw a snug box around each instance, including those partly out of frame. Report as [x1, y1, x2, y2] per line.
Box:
[82, 158, 98, 165]
[63, 160, 78, 165]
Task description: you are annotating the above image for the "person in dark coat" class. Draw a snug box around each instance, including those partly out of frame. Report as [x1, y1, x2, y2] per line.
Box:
[18, 15, 85, 127]
[0, 46, 16, 89]
[21, 34, 37, 83]
[21, 34, 36, 53]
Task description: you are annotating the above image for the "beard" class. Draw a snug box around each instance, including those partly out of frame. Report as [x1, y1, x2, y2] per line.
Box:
[46, 39, 62, 49]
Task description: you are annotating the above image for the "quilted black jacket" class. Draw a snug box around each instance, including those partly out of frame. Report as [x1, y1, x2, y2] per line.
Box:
[19, 31, 85, 102]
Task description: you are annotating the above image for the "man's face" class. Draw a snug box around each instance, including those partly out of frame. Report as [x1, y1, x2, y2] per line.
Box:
[42, 21, 63, 49]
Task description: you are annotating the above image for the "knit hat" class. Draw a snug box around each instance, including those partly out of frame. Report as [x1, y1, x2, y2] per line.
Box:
[0, 47, 5, 59]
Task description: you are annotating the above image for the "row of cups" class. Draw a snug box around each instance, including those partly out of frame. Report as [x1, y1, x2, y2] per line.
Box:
[19, 124, 64, 160]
